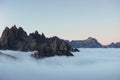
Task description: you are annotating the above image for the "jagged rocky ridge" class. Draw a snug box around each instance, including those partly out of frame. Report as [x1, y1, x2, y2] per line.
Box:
[0, 25, 79, 58]
[66, 37, 120, 48]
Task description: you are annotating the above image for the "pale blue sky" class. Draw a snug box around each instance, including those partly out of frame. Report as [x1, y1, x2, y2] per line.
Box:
[0, 0, 120, 45]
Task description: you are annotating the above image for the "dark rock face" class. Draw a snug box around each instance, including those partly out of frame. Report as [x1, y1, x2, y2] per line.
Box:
[31, 36, 74, 58]
[71, 48, 80, 52]
[0, 25, 74, 58]
[67, 37, 103, 48]
[0, 25, 28, 50]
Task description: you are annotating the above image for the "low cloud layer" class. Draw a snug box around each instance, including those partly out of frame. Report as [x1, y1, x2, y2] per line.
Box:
[0, 48, 120, 80]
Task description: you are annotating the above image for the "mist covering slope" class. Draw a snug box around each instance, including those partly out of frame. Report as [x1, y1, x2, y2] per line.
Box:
[0, 48, 120, 80]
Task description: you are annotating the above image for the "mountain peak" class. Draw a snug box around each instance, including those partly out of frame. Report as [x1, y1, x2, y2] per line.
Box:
[68, 37, 102, 48]
[35, 31, 39, 34]
[87, 37, 93, 42]
[18, 27, 24, 31]
[0, 25, 74, 58]
[4, 27, 10, 30]
[11, 25, 17, 29]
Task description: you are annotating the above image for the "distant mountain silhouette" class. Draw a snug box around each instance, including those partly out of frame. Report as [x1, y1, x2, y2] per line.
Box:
[105, 42, 120, 48]
[66, 37, 120, 48]
[66, 37, 103, 48]
[0, 25, 79, 58]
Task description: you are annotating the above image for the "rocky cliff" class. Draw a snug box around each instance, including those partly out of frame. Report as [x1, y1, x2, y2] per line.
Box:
[0, 25, 77, 58]
[0, 25, 27, 50]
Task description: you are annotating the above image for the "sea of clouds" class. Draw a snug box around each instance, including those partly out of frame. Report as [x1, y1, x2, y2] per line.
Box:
[0, 48, 120, 80]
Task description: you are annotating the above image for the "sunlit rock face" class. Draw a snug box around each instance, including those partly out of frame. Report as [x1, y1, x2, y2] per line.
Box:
[67, 37, 103, 48]
[0, 25, 75, 58]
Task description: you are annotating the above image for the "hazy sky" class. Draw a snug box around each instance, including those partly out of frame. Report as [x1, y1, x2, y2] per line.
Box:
[0, 0, 120, 45]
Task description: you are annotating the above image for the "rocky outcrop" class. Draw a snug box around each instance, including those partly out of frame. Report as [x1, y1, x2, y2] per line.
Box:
[0, 25, 28, 50]
[67, 37, 103, 48]
[0, 25, 75, 58]
[31, 36, 74, 58]
[71, 48, 80, 52]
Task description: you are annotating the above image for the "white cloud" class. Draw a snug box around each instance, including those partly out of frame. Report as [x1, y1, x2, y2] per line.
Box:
[0, 48, 120, 80]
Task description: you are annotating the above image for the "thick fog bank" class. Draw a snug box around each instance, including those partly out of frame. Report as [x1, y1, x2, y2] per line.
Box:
[0, 49, 120, 80]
